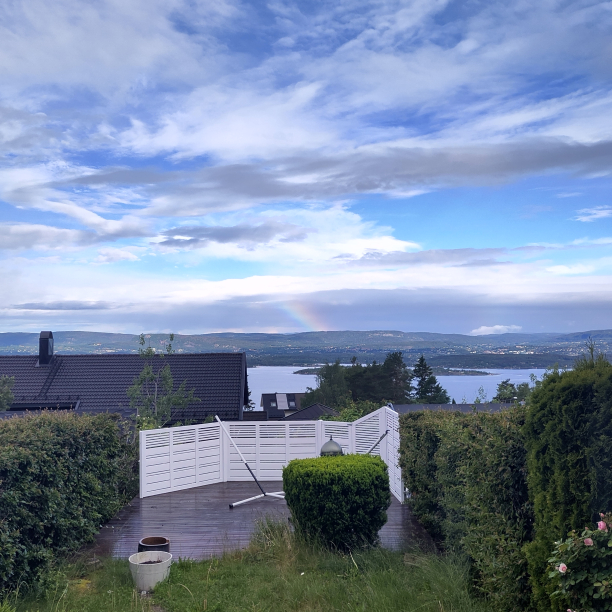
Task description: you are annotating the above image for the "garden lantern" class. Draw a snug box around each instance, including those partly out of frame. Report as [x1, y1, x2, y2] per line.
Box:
[320, 435, 343, 456]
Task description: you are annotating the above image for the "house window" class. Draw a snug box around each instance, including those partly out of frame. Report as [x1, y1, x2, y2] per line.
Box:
[289, 401, 295, 407]
[270, 402, 277, 407]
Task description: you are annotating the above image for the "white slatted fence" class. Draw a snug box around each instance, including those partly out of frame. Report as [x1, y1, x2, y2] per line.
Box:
[140, 407, 403, 501]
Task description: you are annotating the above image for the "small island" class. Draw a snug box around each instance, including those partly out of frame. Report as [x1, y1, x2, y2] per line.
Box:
[294, 366, 492, 376]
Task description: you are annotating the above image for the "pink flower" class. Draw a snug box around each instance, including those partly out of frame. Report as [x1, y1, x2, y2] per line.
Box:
[559, 563, 568, 573]
[598, 521, 608, 531]
[601, 513, 605, 518]
[584, 538, 594, 546]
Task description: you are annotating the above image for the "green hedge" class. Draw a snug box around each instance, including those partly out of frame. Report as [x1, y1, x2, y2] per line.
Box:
[399, 408, 534, 612]
[282, 454, 391, 550]
[523, 362, 612, 612]
[0, 411, 138, 593]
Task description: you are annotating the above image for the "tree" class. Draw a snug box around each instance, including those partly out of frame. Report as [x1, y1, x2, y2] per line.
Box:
[492, 379, 533, 403]
[0, 375, 14, 411]
[412, 355, 451, 403]
[381, 351, 414, 403]
[245, 387, 255, 411]
[473, 385, 488, 403]
[302, 360, 351, 408]
[322, 399, 381, 422]
[127, 334, 200, 429]
[304, 352, 415, 409]
[345, 352, 413, 404]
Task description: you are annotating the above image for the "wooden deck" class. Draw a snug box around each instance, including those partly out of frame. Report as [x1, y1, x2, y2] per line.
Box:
[90, 482, 431, 559]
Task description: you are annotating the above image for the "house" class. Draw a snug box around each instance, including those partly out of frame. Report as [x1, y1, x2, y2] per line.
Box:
[0, 331, 248, 422]
[390, 402, 513, 414]
[283, 403, 339, 420]
[260, 392, 307, 419]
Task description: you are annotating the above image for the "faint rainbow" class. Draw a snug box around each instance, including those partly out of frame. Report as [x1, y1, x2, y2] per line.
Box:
[279, 301, 326, 332]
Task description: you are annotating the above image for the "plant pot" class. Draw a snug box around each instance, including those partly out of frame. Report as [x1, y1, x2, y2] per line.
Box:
[128, 551, 172, 592]
[138, 536, 170, 553]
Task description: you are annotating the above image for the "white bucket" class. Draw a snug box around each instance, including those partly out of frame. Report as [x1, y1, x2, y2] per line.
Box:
[128, 551, 172, 592]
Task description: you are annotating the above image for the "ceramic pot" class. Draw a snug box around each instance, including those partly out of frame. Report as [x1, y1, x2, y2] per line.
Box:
[128, 551, 172, 592]
[138, 536, 170, 553]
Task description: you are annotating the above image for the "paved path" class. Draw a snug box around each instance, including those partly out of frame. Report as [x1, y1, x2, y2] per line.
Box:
[90, 481, 431, 559]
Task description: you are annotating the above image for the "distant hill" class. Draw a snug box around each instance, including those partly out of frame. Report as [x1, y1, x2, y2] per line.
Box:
[0, 329, 607, 368]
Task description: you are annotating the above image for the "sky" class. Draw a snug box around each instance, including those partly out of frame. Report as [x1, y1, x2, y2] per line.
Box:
[1, 0, 612, 335]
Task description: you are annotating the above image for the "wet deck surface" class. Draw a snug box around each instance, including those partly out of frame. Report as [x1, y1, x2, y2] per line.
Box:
[90, 481, 431, 559]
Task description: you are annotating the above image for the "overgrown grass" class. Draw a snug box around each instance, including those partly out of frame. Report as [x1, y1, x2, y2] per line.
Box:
[8, 557, 156, 612]
[10, 518, 488, 612]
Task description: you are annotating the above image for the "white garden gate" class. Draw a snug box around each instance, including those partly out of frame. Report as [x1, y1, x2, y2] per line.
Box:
[139, 407, 403, 502]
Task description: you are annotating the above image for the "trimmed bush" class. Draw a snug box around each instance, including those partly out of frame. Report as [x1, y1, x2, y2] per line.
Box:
[282, 454, 391, 550]
[399, 407, 534, 612]
[523, 361, 612, 612]
[0, 411, 138, 593]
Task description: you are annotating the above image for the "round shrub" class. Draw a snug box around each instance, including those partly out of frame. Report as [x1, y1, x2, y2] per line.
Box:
[282, 454, 391, 550]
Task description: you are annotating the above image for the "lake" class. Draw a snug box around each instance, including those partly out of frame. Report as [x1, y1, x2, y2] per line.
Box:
[246, 366, 548, 408]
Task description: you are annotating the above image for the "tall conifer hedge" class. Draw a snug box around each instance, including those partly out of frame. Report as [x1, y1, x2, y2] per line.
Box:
[399, 408, 533, 612]
[523, 357, 612, 612]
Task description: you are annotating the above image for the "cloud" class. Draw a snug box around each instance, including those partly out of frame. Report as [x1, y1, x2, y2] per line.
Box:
[152, 204, 417, 263]
[572, 237, 612, 246]
[547, 264, 597, 275]
[0, 0, 237, 96]
[39, 139, 609, 221]
[0, 223, 98, 250]
[0, 165, 153, 242]
[94, 247, 141, 263]
[121, 82, 337, 161]
[575, 206, 612, 222]
[159, 221, 311, 248]
[345, 248, 507, 267]
[0, 107, 60, 158]
[5, 288, 612, 335]
[470, 325, 523, 336]
[10, 301, 115, 310]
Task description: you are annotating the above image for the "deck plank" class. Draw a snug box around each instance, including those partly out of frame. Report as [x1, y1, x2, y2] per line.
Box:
[90, 481, 431, 559]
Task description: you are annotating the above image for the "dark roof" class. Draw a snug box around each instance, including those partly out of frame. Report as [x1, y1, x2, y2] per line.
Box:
[284, 403, 340, 420]
[260, 392, 307, 419]
[0, 353, 247, 422]
[391, 402, 514, 414]
[242, 411, 268, 421]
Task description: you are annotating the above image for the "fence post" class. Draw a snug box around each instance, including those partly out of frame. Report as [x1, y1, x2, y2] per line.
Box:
[139, 429, 145, 498]
[221, 422, 229, 482]
[255, 423, 260, 480]
[167, 429, 173, 490]
[349, 421, 355, 454]
[285, 422, 290, 470]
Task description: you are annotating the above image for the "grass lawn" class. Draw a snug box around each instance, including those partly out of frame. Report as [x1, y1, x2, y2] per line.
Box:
[10, 519, 487, 612]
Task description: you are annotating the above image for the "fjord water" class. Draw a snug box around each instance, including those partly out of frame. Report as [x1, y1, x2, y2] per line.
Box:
[435, 368, 546, 404]
[247, 366, 548, 408]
